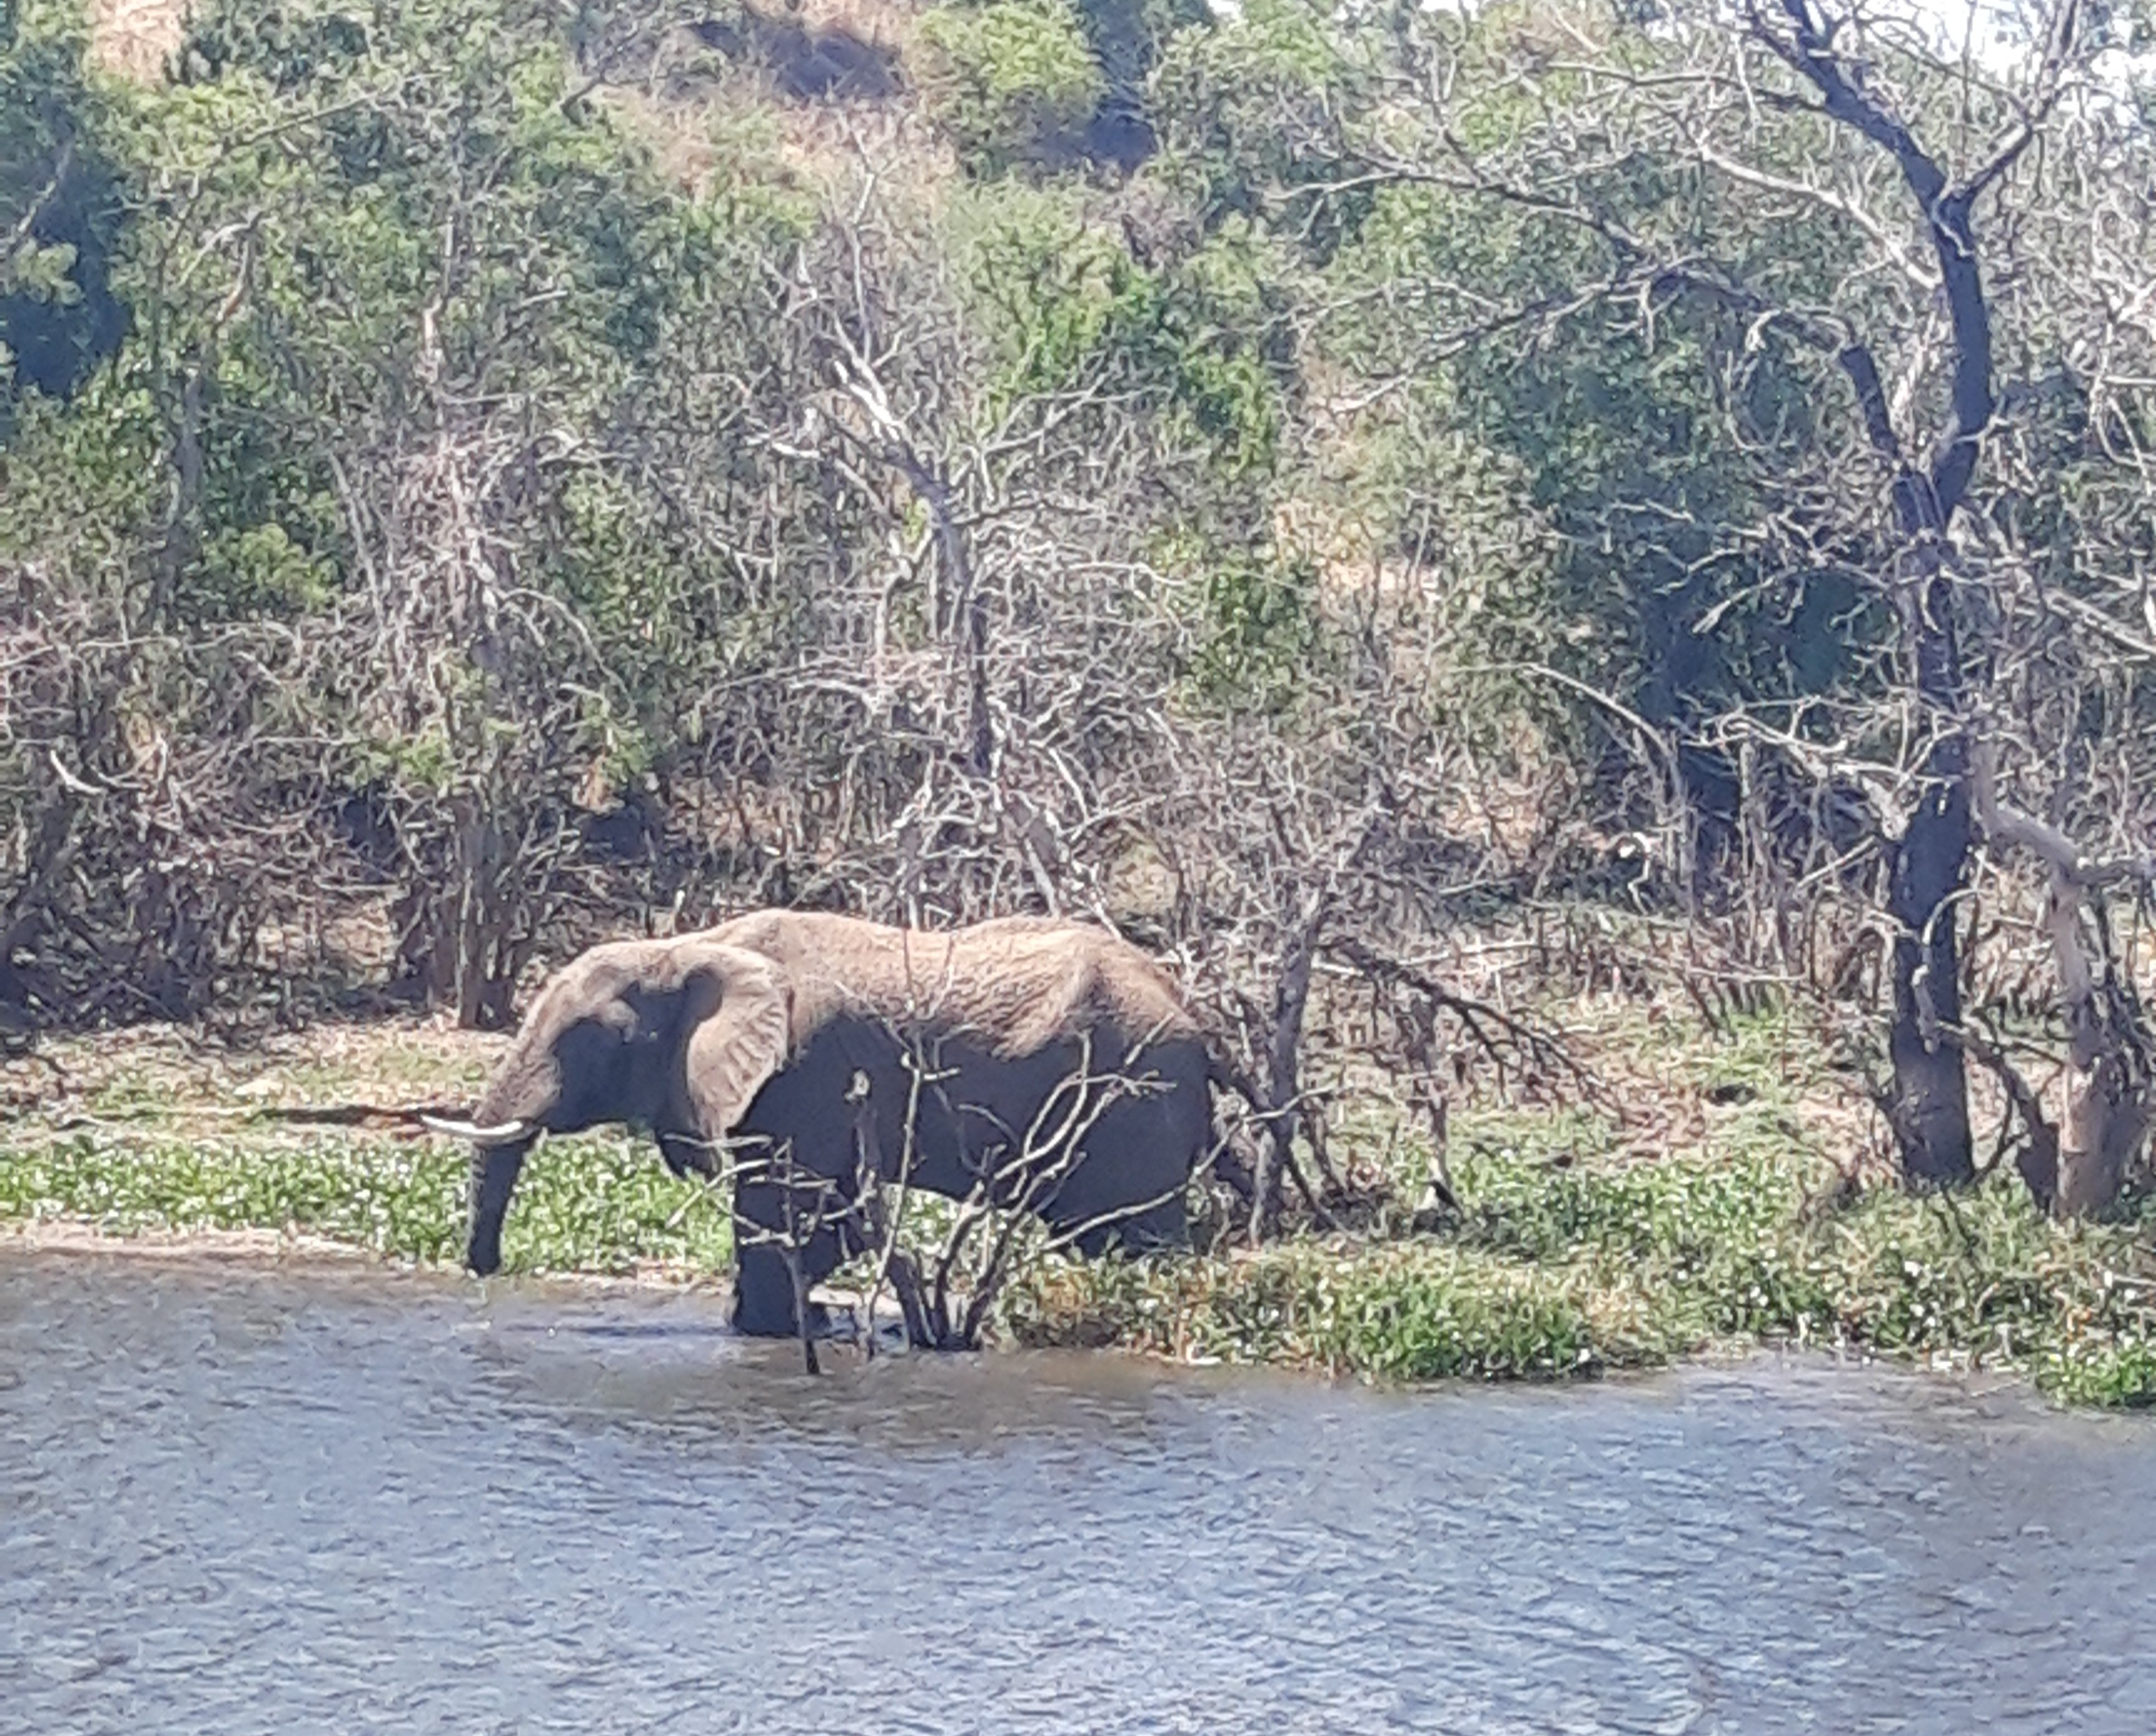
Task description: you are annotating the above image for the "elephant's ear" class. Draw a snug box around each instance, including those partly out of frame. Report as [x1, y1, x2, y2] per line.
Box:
[681, 943, 793, 1138]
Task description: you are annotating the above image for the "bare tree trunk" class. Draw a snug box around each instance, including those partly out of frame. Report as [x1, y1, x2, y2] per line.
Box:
[1250, 887, 1323, 1243]
[1885, 622, 1976, 1186]
[1830, 347, 1979, 1190]
[899, 451, 993, 778]
[1833, 334, 1981, 1188]
[1754, 1, 2092, 1186]
[148, 362, 205, 627]
[451, 792, 506, 1030]
[2055, 1052, 2143, 1217]
[2046, 900, 2154, 1219]
[1977, 752, 2154, 1215]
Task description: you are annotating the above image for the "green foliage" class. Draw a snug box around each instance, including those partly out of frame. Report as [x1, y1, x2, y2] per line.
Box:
[1152, 0, 1371, 258]
[1146, 0, 1948, 818]
[950, 182, 1148, 404]
[197, 519, 337, 616]
[1004, 1242, 1631, 1380]
[1064, 0, 1210, 97]
[0, 0, 840, 1024]
[1009, 1002, 2156, 1406]
[12, 1065, 2155, 1404]
[5, 0, 810, 631]
[949, 190, 1286, 477]
[0, 367, 162, 555]
[1008, 1143, 2156, 1406]
[1175, 540, 1320, 710]
[1147, 218, 1292, 472]
[0, 1129, 735, 1275]
[920, 0, 1107, 173]
[1, 3, 130, 425]
[943, 197, 1306, 715]
[1324, 168, 1873, 758]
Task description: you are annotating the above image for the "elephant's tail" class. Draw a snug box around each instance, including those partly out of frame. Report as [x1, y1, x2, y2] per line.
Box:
[1199, 1052, 1267, 1207]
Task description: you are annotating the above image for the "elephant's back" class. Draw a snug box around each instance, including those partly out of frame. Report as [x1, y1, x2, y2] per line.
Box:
[699, 909, 1200, 1053]
[936, 920, 1200, 1054]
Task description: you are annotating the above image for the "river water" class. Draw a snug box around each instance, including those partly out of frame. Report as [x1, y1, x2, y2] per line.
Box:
[3, 1250, 2154, 1734]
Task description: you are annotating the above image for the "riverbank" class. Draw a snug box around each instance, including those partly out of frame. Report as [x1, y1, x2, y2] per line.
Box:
[6, 1009, 2154, 1405]
[0, 1019, 735, 1281]
[1004, 1148, 2156, 1406]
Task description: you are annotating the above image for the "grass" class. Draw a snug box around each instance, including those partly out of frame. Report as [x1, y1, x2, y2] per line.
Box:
[1003, 1147, 2156, 1406]
[0, 1130, 735, 1276]
[1003, 1002, 2156, 1407]
[0, 1019, 733, 1278]
[7, 1005, 2156, 1405]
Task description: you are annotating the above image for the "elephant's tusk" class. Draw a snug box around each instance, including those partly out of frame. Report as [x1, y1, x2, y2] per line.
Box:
[419, 1113, 532, 1145]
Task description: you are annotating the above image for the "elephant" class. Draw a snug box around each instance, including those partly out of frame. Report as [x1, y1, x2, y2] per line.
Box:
[423, 910, 1216, 1337]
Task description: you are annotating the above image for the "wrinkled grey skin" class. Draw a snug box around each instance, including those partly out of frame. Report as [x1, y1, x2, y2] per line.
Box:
[452, 913, 1213, 1337]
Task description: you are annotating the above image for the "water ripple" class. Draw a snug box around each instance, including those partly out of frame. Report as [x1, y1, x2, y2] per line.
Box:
[3, 1251, 2154, 1734]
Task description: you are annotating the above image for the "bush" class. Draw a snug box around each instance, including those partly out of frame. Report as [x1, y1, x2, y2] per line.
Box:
[1003, 1145, 2156, 1407]
[919, 0, 1106, 173]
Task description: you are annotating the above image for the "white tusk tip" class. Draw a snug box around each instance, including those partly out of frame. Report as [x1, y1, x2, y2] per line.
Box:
[419, 1113, 531, 1145]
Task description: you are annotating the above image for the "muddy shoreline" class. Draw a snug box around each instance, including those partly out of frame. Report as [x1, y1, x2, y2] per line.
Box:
[2, 1218, 724, 1294]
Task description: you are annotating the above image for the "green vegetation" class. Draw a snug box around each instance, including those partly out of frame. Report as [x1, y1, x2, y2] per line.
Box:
[0, 1130, 734, 1275]
[18, 1100, 2154, 1405]
[920, 0, 1107, 171]
[1006, 1143, 2156, 1409]
[0, 1026, 734, 1275]
[6, 0, 2156, 1401]
[1002, 1002, 2156, 1407]
[7, 1009, 2152, 1406]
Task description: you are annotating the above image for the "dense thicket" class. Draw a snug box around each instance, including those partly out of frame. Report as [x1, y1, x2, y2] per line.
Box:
[6, 0, 2156, 1213]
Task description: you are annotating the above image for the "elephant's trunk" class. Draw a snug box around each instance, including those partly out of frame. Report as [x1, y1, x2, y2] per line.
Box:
[456, 1029, 563, 1275]
[465, 1137, 533, 1276]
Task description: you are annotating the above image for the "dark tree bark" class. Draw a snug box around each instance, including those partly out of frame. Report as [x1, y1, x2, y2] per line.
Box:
[1250, 886, 1324, 1242]
[1885, 729, 1976, 1185]
[1755, 0, 2085, 1185]
[1838, 341, 1976, 1183]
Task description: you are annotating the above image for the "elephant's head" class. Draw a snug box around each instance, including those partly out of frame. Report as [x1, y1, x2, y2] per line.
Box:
[425, 937, 792, 1276]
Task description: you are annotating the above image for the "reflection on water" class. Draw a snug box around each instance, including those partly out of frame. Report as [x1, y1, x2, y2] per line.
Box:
[4, 1249, 2155, 1734]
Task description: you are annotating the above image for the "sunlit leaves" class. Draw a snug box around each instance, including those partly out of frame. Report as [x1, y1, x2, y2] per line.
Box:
[920, 0, 1108, 173]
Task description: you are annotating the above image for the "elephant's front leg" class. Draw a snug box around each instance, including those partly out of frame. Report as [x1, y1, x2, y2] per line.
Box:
[657, 1129, 721, 1181]
[729, 1155, 863, 1339]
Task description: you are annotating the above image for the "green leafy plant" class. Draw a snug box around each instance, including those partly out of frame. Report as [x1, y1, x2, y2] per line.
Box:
[919, 0, 1106, 173]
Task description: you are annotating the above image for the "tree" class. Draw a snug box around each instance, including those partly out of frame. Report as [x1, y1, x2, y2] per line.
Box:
[1155, 0, 2156, 1208]
[2, 0, 815, 1024]
[1737, 0, 2100, 1187]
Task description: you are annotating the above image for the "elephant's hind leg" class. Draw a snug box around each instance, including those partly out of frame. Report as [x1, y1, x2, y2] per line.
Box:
[1038, 1047, 1207, 1258]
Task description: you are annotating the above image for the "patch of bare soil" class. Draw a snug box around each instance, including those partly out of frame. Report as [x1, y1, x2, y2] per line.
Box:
[4, 1220, 379, 1263]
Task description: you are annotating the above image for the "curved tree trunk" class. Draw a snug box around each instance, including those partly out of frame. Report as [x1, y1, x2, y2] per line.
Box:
[1754, 1, 2095, 1191]
[1884, 623, 1975, 1188]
